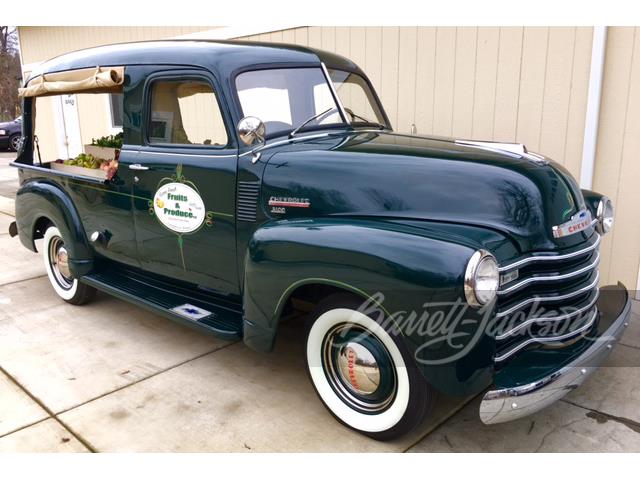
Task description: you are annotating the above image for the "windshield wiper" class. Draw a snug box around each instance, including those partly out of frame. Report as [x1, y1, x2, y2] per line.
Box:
[344, 108, 386, 130]
[289, 107, 337, 138]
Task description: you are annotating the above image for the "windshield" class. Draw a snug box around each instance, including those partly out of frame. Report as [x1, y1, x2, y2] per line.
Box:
[235, 67, 387, 137]
[327, 69, 387, 127]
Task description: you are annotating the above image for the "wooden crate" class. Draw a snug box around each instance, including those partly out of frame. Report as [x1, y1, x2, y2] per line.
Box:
[50, 162, 107, 180]
[83, 145, 118, 160]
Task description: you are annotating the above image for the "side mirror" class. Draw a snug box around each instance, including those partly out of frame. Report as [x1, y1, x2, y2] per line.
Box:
[237, 116, 266, 147]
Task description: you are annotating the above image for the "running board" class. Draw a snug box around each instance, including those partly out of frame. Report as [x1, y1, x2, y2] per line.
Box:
[81, 269, 243, 340]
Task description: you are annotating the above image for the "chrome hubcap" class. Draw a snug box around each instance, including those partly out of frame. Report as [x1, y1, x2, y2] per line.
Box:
[322, 323, 397, 414]
[10, 136, 20, 150]
[49, 236, 73, 289]
[336, 342, 381, 396]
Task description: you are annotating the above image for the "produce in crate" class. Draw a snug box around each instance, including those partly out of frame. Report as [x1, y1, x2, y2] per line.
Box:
[56, 149, 119, 181]
[91, 132, 123, 149]
[64, 153, 101, 169]
[100, 158, 119, 180]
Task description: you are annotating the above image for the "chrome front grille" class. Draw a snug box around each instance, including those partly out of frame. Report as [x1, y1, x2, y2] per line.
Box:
[493, 234, 601, 363]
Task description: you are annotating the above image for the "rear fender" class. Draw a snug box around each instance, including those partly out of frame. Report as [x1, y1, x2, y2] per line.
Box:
[15, 179, 94, 276]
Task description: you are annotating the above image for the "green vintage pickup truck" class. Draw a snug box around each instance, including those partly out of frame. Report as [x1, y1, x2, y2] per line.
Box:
[9, 40, 630, 440]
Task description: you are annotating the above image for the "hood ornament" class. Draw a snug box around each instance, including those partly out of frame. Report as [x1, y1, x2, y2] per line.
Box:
[455, 140, 549, 166]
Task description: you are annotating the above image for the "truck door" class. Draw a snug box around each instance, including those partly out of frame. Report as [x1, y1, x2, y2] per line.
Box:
[130, 71, 239, 297]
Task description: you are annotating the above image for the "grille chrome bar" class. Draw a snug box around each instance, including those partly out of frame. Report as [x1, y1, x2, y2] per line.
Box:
[496, 271, 599, 318]
[499, 234, 601, 272]
[494, 308, 598, 362]
[497, 252, 600, 296]
[495, 289, 600, 341]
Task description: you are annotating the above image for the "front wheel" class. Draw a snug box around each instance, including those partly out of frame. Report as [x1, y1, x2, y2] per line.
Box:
[42, 225, 96, 305]
[9, 134, 21, 152]
[304, 294, 435, 440]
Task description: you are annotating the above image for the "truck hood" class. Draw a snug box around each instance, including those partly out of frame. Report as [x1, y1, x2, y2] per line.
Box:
[261, 130, 593, 253]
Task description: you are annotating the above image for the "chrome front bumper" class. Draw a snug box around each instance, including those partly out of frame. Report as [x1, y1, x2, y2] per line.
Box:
[480, 285, 632, 424]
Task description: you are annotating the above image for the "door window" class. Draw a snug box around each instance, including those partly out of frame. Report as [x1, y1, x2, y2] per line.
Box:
[148, 79, 228, 147]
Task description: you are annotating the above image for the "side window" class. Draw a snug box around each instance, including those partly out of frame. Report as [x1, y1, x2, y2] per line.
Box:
[148, 79, 228, 147]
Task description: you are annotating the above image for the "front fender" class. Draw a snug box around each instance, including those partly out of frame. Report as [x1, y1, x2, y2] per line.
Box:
[15, 179, 94, 277]
[242, 217, 496, 397]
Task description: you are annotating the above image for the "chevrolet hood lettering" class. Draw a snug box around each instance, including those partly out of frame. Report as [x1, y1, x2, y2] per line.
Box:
[552, 209, 593, 238]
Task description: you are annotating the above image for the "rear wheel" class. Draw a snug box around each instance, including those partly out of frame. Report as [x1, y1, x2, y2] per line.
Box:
[42, 226, 96, 305]
[304, 294, 435, 440]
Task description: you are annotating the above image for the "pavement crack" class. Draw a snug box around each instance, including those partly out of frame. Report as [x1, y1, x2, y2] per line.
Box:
[0, 417, 50, 440]
[534, 418, 583, 452]
[618, 342, 640, 351]
[0, 364, 97, 452]
[561, 399, 640, 435]
[55, 340, 240, 417]
[443, 435, 454, 450]
[0, 274, 47, 288]
[527, 420, 535, 435]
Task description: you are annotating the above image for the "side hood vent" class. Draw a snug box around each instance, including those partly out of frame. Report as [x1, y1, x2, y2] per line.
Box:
[237, 180, 260, 222]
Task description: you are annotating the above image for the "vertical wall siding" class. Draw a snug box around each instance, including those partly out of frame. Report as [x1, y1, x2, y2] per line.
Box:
[19, 26, 212, 65]
[593, 27, 640, 288]
[242, 26, 593, 179]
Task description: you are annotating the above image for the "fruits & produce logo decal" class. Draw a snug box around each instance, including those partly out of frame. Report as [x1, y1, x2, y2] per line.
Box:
[150, 164, 215, 269]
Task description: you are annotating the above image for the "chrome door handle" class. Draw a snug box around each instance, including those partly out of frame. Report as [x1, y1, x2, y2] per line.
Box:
[129, 164, 149, 171]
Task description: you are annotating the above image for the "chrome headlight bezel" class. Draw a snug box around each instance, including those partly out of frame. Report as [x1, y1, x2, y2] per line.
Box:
[464, 249, 499, 308]
[596, 196, 614, 235]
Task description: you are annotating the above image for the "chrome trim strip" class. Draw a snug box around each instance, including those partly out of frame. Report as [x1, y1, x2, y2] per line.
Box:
[452, 140, 522, 159]
[494, 309, 599, 363]
[455, 139, 525, 156]
[498, 234, 601, 272]
[320, 62, 350, 125]
[495, 289, 600, 340]
[140, 150, 238, 159]
[498, 252, 600, 296]
[114, 134, 341, 159]
[480, 292, 631, 424]
[495, 271, 599, 318]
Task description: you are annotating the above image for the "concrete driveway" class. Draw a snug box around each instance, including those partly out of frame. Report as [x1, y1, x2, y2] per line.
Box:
[1, 150, 639, 452]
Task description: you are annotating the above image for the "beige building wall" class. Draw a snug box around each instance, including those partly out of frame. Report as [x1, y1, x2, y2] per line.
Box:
[18, 26, 212, 66]
[16, 26, 640, 290]
[592, 27, 640, 292]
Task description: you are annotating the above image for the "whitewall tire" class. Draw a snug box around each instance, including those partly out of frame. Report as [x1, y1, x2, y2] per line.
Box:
[304, 294, 434, 440]
[42, 226, 95, 305]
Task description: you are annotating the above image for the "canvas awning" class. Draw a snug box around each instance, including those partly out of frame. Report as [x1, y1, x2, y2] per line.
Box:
[18, 66, 125, 98]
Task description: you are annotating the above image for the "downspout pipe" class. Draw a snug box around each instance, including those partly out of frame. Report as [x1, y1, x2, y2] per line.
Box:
[580, 26, 608, 189]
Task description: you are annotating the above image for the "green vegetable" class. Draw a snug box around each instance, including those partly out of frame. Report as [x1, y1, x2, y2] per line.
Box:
[91, 132, 123, 149]
[64, 152, 104, 169]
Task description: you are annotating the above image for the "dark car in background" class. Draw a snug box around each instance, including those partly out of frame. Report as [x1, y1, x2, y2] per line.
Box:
[0, 117, 22, 151]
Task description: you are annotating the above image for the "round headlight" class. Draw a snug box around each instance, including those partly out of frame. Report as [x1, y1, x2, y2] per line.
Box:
[464, 250, 499, 308]
[596, 196, 614, 234]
